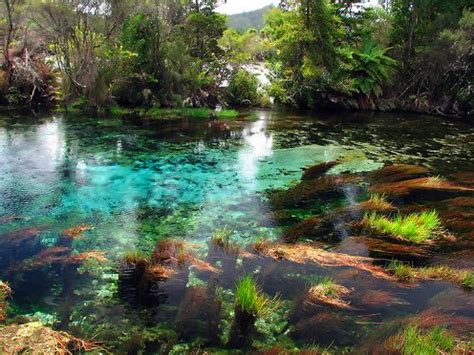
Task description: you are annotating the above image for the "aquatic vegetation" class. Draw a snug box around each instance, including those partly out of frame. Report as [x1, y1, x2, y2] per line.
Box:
[369, 176, 474, 201]
[292, 312, 357, 347]
[0, 322, 102, 354]
[306, 277, 351, 309]
[370, 164, 431, 184]
[109, 106, 131, 116]
[387, 260, 474, 289]
[302, 161, 340, 180]
[0, 281, 11, 322]
[391, 324, 455, 355]
[252, 237, 271, 254]
[270, 174, 362, 209]
[140, 107, 239, 120]
[229, 276, 274, 348]
[210, 227, 233, 249]
[459, 272, 474, 289]
[234, 276, 271, 318]
[122, 250, 149, 264]
[210, 227, 240, 255]
[362, 210, 441, 243]
[62, 225, 93, 239]
[387, 260, 415, 280]
[259, 243, 395, 281]
[361, 194, 394, 211]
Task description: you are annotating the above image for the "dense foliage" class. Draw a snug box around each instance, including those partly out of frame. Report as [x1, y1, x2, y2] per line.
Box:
[0, 0, 472, 116]
[264, 0, 473, 116]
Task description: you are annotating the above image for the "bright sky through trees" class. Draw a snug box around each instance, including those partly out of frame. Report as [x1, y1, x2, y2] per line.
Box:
[216, 0, 279, 15]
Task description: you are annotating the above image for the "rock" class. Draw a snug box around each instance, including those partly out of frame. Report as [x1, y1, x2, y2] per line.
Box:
[0, 322, 101, 354]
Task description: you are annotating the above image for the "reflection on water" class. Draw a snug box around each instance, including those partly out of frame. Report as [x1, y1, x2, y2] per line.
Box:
[0, 110, 473, 351]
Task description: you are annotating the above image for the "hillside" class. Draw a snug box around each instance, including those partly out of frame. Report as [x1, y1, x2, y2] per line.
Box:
[228, 5, 274, 32]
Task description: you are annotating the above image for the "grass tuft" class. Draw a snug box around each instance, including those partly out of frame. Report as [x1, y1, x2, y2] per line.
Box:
[307, 276, 351, 308]
[387, 260, 415, 279]
[234, 276, 271, 317]
[363, 210, 440, 243]
[211, 227, 233, 248]
[367, 194, 393, 210]
[397, 323, 455, 355]
[459, 271, 474, 289]
[140, 107, 239, 120]
[386, 260, 474, 290]
[122, 250, 149, 264]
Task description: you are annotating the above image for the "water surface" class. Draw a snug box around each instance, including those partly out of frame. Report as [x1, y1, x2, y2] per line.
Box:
[0, 110, 473, 351]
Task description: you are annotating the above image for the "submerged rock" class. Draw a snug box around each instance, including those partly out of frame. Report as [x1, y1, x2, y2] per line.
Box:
[0, 322, 101, 354]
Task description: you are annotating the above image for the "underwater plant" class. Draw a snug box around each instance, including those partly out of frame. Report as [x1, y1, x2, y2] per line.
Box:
[364, 194, 394, 211]
[387, 260, 474, 290]
[306, 277, 351, 309]
[210, 227, 233, 248]
[393, 323, 455, 355]
[387, 260, 415, 280]
[228, 275, 273, 348]
[363, 210, 441, 243]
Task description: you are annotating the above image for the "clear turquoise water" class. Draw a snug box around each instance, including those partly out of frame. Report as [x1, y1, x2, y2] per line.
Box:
[1, 110, 473, 350]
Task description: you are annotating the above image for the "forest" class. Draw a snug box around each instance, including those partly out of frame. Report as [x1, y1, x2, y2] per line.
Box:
[0, 0, 472, 117]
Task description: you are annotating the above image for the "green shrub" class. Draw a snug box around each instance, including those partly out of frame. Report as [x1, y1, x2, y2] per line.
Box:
[226, 69, 260, 106]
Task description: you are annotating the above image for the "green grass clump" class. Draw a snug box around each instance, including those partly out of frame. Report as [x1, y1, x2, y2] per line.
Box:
[398, 324, 455, 355]
[387, 260, 415, 279]
[234, 276, 270, 317]
[386, 261, 474, 290]
[459, 271, 474, 289]
[122, 250, 149, 264]
[210, 227, 233, 248]
[216, 109, 239, 119]
[142, 107, 239, 120]
[363, 210, 440, 243]
[311, 277, 340, 297]
[109, 106, 131, 116]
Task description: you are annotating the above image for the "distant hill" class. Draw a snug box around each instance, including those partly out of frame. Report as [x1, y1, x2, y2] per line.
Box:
[228, 5, 274, 32]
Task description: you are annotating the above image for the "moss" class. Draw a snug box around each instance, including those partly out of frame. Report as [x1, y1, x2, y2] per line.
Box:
[362, 210, 441, 243]
[395, 324, 455, 355]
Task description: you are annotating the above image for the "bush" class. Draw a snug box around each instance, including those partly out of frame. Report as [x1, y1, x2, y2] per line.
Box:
[226, 69, 260, 106]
